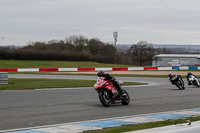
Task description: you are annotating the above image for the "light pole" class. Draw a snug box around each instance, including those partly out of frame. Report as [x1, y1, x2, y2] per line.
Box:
[113, 32, 118, 64]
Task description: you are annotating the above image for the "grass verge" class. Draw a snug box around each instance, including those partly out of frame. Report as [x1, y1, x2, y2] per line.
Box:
[8, 72, 183, 78]
[0, 60, 134, 68]
[85, 116, 200, 133]
[10, 70, 191, 78]
[0, 78, 146, 90]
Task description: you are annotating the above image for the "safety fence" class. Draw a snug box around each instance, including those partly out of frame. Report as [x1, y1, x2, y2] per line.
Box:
[0, 66, 199, 72]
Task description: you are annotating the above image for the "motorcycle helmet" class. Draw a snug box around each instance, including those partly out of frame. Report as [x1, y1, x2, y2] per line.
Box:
[188, 72, 192, 75]
[97, 70, 104, 77]
[168, 72, 172, 77]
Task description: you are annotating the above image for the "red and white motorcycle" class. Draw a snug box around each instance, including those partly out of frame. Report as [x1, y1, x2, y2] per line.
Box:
[93, 77, 130, 107]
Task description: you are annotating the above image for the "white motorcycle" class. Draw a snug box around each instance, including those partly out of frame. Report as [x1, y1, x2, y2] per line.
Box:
[188, 75, 200, 88]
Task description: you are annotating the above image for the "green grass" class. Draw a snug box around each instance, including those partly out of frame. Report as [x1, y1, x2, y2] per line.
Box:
[11, 72, 183, 78]
[85, 116, 200, 133]
[18, 72, 174, 78]
[0, 78, 146, 90]
[0, 60, 134, 69]
[13, 71, 168, 78]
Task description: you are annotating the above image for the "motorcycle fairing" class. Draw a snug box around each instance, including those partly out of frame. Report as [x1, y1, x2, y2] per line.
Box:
[94, 77, 117, 94]
[104, 82, 117, 95]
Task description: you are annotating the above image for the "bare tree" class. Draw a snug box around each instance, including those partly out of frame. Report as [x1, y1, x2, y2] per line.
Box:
[65, 35, 88, 51]
[128, 41, 155, 66]
[87, 38, 103, 55]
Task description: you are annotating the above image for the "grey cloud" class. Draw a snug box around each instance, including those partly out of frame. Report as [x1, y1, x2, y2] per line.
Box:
[1, 0, 200, 45]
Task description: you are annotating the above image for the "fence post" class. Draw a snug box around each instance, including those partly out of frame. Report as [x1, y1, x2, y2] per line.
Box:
[0, 72, 8, 84]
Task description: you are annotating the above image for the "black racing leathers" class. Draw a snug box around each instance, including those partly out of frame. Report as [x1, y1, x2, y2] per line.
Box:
[100, 73, 121, 91]
[169, 74, 185, 88]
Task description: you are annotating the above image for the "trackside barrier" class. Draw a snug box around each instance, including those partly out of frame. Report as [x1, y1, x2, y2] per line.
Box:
[189, 66, 198, 70]
[95, 68, 112, 71]
[0, 69, 17, 72]
[18, 68, 39, 72]
[128, 67, 144, 70]
[113, 67, 128, 71]
[39, 68, 58, 72]
[78, 68, 95, 71]
[0, 66, 199, 72]
[179, 66, 189, 70]
[158, 67, 172, 70]
[144, 67, 158, 70]
[58, 68, 78, 71]
[172, 66, 180, 70]
[0, 72, 8, 84]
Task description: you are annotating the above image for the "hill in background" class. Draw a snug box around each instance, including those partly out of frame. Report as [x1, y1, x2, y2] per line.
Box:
[117, 44, 200, 53]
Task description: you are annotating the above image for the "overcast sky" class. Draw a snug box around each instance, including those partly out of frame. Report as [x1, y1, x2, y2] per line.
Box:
[1, 0, 200, 46]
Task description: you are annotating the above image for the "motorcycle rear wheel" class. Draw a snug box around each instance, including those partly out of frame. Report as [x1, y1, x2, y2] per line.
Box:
[121, 89, 130, 105]
[176, 81, 183, 90]
[99, 90, 112, 107]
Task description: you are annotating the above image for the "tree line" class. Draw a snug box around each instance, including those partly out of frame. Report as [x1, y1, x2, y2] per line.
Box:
[0, 35, 172, 66]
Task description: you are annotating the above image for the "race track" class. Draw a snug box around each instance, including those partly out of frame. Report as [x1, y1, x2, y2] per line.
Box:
[1, 74, 200, 130]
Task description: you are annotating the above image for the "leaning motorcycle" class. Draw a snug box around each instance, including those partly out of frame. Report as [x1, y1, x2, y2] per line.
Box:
[170, 75, 185, 90]
[93, 77, 130, 107]
[188, 75, 200, 87]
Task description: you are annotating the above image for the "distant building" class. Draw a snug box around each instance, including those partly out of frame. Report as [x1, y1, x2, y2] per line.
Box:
[152, 54, 200, 66]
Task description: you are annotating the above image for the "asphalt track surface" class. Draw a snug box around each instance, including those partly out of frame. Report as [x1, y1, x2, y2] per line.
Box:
[1, 74, 200, 131]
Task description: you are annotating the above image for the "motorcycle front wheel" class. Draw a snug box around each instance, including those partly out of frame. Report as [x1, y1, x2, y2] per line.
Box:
[121, 89, 130, 105]
[194, 80, 200, 87]
[99, 90, 112, 107]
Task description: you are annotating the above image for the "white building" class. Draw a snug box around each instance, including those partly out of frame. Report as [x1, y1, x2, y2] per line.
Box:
[152, 54, 200, 66]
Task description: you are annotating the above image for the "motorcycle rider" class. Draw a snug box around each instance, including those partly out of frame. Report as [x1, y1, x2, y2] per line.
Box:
[186, 72, 200, 86]
[97, 70, 122, 95]
[187, 72, 193, 85]
[168, 72, 185, 89]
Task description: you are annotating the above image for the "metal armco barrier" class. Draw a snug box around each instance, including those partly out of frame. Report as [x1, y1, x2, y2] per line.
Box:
[0, 72, 8, 84]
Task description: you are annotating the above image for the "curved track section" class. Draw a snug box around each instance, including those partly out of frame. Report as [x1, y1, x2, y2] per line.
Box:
[1, 74, 200, 130]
